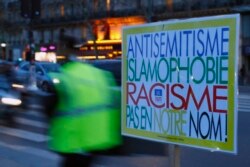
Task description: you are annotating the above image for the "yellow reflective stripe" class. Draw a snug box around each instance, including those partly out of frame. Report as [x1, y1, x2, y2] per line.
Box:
[53, 104, 117, 118]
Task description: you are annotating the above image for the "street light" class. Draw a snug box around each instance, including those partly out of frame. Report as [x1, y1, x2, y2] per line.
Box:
[1, 42, 6, 60]
[1, 42, 6, 47]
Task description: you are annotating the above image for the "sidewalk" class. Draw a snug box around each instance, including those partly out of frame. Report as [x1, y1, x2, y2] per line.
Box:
[239, 85, 250, 95]
[0, 154, 169, 167]
[0, 156, 23, 167]
[93, 155, 169, 167]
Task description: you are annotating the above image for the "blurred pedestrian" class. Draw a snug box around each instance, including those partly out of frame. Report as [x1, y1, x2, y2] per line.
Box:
[28, 59, 37, 90]
[48, 58, 122, 167]
[240, 64, 246, 85]
[0, 60, 15, 81]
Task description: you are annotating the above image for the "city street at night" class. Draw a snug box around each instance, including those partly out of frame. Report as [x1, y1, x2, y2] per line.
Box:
[1, 0, 250, 167]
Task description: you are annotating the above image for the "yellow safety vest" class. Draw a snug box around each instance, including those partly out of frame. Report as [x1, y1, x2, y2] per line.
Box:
[48, 62, 122, 153]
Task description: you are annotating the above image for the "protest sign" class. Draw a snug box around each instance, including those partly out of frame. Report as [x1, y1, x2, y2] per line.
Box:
[122, 14, 239, 153]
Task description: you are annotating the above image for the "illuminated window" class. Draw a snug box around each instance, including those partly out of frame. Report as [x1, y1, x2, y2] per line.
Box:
[106, 0, 110, 11]
[50, 6, 55, 18]
[166, 0, 173, 11]
[110, 24, 121, 40]
[94, 0, 98, 12]
[35, 52, 57, 63]
[82, 26, 87, 39]
[60, 5, 64, 16]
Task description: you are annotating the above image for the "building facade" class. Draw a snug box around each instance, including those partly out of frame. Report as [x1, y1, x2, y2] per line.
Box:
[1, 0, 250, 83]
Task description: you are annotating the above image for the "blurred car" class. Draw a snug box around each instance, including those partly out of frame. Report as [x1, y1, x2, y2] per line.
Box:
[90, 59, 121, 86]
[0, 61, 22, 125]
[13, 61, 61, 92]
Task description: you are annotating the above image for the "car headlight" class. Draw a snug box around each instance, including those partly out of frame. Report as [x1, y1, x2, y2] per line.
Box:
[52, 78, 60, 84]
[1, 97, 22, 106]
[12, 83, 25, 89]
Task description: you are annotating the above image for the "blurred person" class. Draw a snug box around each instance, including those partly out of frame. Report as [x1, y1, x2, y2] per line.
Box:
[28, 59, 38, 90]
[240, 64, 246, 85]
[47, 58, 122, 167]
[0, 60, 15, 81]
